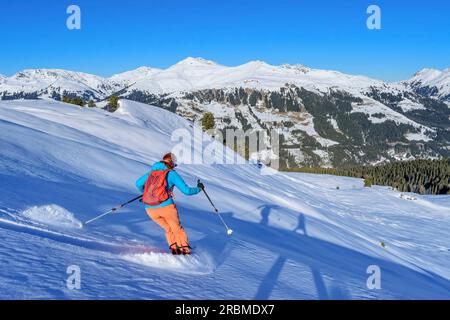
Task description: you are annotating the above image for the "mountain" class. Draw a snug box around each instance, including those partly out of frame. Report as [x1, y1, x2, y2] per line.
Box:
[402, 68, 450, 102]
[1, 99, 449, 299]
[114, 58, 450, 167]
[1, 59, 449, 168]
[110, 66, 162, 87]
[119, 57, 385, 94]
[0, 68, 122, 101]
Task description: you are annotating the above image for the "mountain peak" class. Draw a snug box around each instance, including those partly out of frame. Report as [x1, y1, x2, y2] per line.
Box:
[134, 66, 160, 72]
[173, 57, 219, 67]
[13, 68, 55, 78]
[121, 66, 162, 75]
[242, 60, 271, 67]
[409, 68, 450, 86]
[405, 67, 450, 98]
[11, 68, 106, 81]
[413, 68, 441, 78]
[109, 66, 162, 83]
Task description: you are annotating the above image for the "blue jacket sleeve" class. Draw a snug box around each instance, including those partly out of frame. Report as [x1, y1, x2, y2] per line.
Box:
[135, 171, 150, 193]
[169, 171, 201, 195]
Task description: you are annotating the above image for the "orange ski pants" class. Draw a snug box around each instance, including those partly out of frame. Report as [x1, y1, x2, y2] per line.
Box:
[146, 204, 190, 252]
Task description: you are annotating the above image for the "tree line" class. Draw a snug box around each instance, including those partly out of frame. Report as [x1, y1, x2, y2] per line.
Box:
[62, 95, 120, 112]
[62, 95, 96, 108]
[282, 158, 450, 195]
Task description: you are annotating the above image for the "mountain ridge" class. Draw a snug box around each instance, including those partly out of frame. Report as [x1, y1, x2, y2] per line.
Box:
[2, 58, 449, 98]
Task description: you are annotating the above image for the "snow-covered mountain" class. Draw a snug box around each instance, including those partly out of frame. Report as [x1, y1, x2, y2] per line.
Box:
[0, 57, 396, 99]
[110, 66, 162, 87]
[402, 68, 450, 101]
[112, 57, 385, 94]
[2, 58, 449, 101]
[1, 58, 449, 167]
[0, 69, 122, 101]
[1, 99, 449, 299]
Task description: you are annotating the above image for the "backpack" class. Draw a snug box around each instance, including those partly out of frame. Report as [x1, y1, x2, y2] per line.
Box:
[142, 168, 173, 206]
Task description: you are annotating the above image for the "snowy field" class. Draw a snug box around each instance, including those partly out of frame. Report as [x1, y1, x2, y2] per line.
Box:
[0, 99, 449, 299]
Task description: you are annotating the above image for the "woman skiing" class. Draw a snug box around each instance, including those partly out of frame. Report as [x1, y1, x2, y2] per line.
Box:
[135, 152, 203, 255]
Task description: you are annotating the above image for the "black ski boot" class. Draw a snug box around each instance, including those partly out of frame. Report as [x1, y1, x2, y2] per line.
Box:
[169, 243, 181, 255]
[179, 245, 192, 255]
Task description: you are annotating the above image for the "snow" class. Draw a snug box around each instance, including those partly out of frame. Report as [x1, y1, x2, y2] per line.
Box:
[110, 66, 162, 86]
[1, 99, 450, 299]
[397, 99, 426, 112]
[288, 113, 339, 147]
[352, 98, 434, 133]
[116, 58, 385, 95]
[403, 68, 450, 99]
[122, 250, 215, 275]
[1, 58, 448, 109]
[328, 118, 341, 132]
[22, 205, 82, 229]
[0, 57, 384, 98]
[0, 68, 120, 99]
[405, 132, 433, 142]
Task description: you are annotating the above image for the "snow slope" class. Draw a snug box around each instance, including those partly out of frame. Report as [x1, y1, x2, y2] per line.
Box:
[0, 99, 449, 299]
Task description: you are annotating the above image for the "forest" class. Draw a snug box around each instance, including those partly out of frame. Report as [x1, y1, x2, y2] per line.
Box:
[283, 158, 450, 195]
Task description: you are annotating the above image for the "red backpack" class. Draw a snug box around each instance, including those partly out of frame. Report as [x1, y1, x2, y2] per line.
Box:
[142, 169, 173, 206]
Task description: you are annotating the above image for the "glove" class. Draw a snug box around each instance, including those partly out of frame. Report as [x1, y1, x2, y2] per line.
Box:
[197, 181, 205, 190]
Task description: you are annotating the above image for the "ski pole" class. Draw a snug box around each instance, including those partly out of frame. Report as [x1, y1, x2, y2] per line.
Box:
[198, 180, 233, 236]
[83, 194, 143, 226]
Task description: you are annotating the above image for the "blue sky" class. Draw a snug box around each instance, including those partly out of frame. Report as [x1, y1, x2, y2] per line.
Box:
[0, 0, 449, 81]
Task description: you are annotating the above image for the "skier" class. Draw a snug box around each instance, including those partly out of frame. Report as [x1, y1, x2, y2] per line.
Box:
[135, 152, 203, 255]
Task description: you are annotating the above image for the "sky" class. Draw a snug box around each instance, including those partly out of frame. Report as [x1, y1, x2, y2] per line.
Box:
[0, 0, 449, 81]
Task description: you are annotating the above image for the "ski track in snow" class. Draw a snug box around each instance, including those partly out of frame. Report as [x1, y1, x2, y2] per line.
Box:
[122, 251, 215, 275]
[0, 99, 449, 299]
[0, 208, 213, 276]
